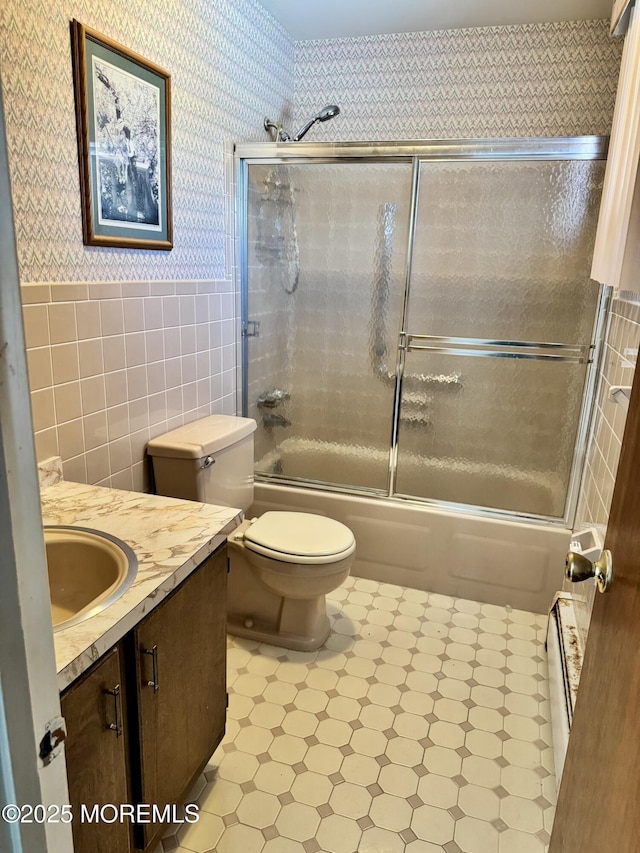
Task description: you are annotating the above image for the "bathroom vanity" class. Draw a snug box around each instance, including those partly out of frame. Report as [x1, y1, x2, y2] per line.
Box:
[41, 476, 241, 852]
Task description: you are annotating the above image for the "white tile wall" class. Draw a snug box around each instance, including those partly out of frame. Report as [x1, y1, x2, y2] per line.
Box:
[22, 280, 237, 490]
[570, 294, 640, 649]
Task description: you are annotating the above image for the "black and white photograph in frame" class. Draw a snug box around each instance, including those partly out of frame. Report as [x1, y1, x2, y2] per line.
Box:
[72, 20, 172, 250]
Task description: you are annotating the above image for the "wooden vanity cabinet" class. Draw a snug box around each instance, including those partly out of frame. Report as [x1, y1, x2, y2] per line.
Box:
[128, 546, 227, 850]
[61, 645, 132, 853]
[61, 544, 227, 852]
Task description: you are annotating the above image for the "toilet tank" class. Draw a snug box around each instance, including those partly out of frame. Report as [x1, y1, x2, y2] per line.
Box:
[147, 415, 257, 511]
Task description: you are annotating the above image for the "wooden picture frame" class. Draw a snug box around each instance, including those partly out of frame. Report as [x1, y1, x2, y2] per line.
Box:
[71, 20, 172, 250]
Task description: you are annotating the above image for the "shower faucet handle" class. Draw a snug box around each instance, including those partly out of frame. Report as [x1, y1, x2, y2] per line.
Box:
[262, 413, 291, 429]
[257, 389, 290, 408]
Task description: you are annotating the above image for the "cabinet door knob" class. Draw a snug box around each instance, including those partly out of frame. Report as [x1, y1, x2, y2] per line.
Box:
[105, 684, 123, 737]
[142, 645, 160, 694]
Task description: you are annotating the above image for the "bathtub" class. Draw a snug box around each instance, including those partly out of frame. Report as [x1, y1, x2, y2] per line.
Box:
[251, 470, 571, 615]
[256, 437, 563, 517]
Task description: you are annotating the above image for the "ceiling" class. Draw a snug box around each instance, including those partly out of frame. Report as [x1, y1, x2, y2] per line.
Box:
[257, 0, 612, 41]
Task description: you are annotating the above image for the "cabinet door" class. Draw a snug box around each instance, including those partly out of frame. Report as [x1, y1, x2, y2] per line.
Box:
[133, 547, 227, 848]
[61, 645, 131, 853]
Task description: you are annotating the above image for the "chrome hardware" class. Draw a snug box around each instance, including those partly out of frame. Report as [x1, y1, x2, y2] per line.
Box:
[143, 645, 160, 693]
[262, 413, 291, 428]
[201, 455, 215, 468]
[565, 550, 613, 593]
[375, 269, 463, 381]
[243, 320, 260, 338]
[264, 106, 340, 143]
[378, 365, 462, 387]
[257, 389, 290, 408]
[105, 684, 123, 737]
[264, 117, 287, 141]
[237, 137, 608, 161]
[406, 334, 589, 364]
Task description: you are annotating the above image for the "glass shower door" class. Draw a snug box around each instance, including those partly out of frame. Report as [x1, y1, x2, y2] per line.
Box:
[244, 161, 413, 491]
[394, 158, 604, 517]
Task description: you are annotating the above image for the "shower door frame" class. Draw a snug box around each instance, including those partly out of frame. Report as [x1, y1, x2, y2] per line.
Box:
[236, 136, 609, 528]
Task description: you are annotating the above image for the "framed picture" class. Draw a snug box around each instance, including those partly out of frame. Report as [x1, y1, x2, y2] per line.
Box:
[71, 20, 172, 250]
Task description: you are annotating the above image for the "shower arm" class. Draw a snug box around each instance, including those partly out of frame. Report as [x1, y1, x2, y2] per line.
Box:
[263, 117, 291, 142]
[268, 117, 317, 143]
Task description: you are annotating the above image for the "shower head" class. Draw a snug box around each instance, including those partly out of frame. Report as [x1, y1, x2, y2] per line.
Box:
[317, 104, 340, 121]
[263, 105, 341, 142]
[291, 105, 341, 141]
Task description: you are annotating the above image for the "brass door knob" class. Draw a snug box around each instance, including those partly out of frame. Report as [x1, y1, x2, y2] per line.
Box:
[565, 550, 613, 593]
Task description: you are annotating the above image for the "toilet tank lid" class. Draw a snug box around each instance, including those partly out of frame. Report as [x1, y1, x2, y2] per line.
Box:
[146, 415, 257, 459]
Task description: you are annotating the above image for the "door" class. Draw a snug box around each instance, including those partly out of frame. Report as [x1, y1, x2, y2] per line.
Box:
[61, 646, 131, 853]
[132, 548, 227, 849]
[549, 341, 640, 850]
[243, 159, 414, 491]
[394, 157, 603, 519]
[241, 142, 606, 520]
[0, 80, 73, 853]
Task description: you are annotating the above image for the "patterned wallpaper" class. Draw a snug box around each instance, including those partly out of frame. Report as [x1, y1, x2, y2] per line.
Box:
[0, 5, 628, 491]
[0, 0, 293, 485]
[293, 21, 623, 141]
[0, 0, 294, 283]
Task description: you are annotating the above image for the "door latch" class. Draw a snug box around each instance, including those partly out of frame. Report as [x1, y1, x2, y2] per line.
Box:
[39, 716, 67, 767]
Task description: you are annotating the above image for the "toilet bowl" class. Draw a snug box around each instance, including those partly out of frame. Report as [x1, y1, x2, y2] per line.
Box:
[226, 512, 354, 651]
[146, 416, 356, 651]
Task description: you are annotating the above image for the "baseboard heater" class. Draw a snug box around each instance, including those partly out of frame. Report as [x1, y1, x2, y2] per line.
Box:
[546, 593, 582, 785]
[546, 528, 599, 785]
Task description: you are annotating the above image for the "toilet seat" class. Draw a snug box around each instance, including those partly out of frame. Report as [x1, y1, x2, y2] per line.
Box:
[243, 512, 356, 565]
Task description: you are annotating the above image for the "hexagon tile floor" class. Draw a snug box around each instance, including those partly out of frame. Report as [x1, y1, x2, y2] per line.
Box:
[157, 575, 556, 853]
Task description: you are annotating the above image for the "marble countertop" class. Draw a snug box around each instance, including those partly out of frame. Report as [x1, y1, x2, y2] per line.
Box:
[40, 479, 242, 691]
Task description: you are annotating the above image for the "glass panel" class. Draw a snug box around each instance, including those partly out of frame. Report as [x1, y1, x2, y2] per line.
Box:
[395, 351, 589, 517]
[245, 161, 413, 490]
[407, 160, 603, 342]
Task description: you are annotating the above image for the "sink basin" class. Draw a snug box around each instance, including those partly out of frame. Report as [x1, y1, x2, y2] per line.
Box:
[45, 526, 138, 633]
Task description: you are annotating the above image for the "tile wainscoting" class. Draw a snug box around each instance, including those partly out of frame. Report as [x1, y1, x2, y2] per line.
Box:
[22, 279, 237, 490]
[569, 294, 640, 650]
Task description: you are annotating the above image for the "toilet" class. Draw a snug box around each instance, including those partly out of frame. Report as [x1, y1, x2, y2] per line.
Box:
[147, 415, 355, 651]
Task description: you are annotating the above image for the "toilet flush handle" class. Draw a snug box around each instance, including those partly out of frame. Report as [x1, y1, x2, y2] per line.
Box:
[201, 455, 215, 468]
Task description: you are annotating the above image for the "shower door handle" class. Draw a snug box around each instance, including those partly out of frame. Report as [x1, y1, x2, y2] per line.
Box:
[565, 550, 613, 593]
